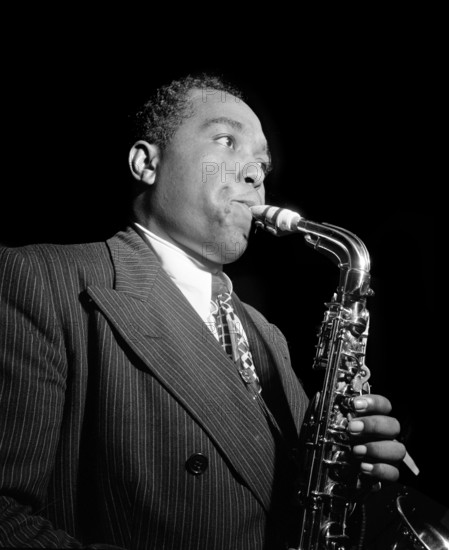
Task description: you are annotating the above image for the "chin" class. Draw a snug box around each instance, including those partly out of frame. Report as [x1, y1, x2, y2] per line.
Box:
[201, 221, 249, 265]
[219, 235, 248, 265]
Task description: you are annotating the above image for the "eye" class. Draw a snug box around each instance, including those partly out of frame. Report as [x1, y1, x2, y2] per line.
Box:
[215, 135, 235, 149]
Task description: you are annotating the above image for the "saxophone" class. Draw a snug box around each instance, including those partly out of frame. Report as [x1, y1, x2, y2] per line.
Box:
[250, 205, 449, 550]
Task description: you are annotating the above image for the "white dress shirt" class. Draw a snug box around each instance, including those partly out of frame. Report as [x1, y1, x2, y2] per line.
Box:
[133, 223, 232, 339]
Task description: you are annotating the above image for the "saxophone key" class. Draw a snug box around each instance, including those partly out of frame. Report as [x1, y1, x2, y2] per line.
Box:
[322, 437, 351, 450]
[350, 365, 371, 393]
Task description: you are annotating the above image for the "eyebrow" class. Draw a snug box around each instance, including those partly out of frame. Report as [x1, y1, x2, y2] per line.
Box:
[201, 116, 271, 156]
[200, 116, 244, 132]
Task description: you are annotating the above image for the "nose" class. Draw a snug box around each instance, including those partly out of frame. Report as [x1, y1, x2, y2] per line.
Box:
[242, 162, 264, 190]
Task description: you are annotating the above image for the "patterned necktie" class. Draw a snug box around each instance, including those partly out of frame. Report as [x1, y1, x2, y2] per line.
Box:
[210, 275, 290, 444]
[211, 275, 262, 399]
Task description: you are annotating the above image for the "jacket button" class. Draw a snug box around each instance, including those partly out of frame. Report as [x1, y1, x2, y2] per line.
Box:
[185, 453, 208, 475]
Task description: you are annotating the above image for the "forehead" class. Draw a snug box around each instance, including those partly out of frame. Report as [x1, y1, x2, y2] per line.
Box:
[180, 88, 266, 141]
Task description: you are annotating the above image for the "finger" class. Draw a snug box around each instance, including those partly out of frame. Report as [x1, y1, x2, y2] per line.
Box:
[359, 461, 400, 482]
[348, 415, 401, 440]
[352, 440, 407, 463]
[352, 394, 392, 415]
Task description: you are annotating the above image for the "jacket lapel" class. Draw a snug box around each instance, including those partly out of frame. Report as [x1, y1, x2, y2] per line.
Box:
[85, 226, 278, 511]
[233, 297, 309, 437]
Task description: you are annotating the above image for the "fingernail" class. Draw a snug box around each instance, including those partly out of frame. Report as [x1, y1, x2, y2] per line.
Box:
[353, 397, 369, 411]
[348, 420, 364, 434]
[353, 445, 367, 456]
[360, 462, 373, 473]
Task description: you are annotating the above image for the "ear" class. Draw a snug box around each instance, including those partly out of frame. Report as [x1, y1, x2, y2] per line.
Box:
[128, 140, 160, 185]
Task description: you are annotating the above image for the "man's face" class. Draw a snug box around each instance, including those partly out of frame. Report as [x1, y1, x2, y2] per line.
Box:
[147, 88, 269, 266]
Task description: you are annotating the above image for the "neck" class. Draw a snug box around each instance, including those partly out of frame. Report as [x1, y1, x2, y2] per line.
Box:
[132, 215, 223, 274]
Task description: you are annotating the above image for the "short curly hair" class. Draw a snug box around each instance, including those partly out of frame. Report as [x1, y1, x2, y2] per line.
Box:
[128, 73, 245, 152]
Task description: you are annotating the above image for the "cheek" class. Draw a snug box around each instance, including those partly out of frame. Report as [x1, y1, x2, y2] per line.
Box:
[158, 163, 198, 212]
[160, 150, 237, 228]
[207, 189, 235, 226]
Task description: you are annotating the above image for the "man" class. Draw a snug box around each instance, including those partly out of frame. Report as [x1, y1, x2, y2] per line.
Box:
[0, 74, 405, 549]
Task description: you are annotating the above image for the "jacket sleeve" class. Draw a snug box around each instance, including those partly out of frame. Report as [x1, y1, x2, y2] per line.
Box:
[0, 247, 122, 549]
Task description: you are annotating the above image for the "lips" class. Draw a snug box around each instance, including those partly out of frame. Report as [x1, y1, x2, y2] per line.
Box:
[230, 201, 257, 229]
[230, 198, 261, 230]
[232, 201, 253, 217]
[232, 198, 260, 208]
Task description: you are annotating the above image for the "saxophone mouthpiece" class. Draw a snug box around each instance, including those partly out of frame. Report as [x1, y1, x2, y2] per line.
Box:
[250, 205, 302, 234]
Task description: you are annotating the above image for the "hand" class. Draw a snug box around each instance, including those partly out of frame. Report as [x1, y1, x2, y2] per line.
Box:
[347, 394, 406, 482]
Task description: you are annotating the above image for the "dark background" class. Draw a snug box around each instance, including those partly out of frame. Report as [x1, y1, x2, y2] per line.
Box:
[1, 15, 443, 523]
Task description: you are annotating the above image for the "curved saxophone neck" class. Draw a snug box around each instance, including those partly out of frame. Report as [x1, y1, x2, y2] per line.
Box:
[250, 205, 373, 301]
[301, 220, 372, 302]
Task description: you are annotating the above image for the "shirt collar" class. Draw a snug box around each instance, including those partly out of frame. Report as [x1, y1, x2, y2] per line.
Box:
[133, 223, 233, 321]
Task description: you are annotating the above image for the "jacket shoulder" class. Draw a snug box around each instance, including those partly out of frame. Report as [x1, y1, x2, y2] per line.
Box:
[0, 240, 113, 289]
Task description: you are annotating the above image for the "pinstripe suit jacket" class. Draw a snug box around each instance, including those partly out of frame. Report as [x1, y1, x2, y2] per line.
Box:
[0, 225, 309, 549]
